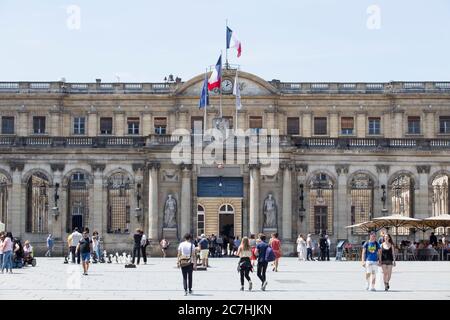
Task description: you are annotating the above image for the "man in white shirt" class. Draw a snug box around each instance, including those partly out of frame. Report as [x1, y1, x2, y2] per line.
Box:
[70, 228, 82, 264]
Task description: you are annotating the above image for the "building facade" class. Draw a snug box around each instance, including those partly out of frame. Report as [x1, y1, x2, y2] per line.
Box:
[1, 70, 450, 255]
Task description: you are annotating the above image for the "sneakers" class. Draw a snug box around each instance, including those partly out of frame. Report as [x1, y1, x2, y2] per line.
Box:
[366, 283, 370, 291]
[240, 286, 244, 291]
[189, 289, 193, 295]
[370, 287, 376, 292]
[262, 281, 268, 291]
[248, 281, 252, 291]
[184, 291, 188, 296]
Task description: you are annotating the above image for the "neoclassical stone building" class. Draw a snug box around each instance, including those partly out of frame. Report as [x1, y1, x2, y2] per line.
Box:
[1, 70, 450, 255]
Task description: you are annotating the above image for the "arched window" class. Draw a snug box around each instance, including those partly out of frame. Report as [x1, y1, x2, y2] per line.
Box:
[432, 174, 449, 234]
[107, 172, 131, 233]
[0, 173, 9, 227]
[219, 204, 234, 214]
[309, 173, 334, 235]
[67, 172, 90, 233]
[219, 204, 235, 238]
[391, 174, 414, 235]
[350, 174, 374, 234]
[197, 205, 205, 237]
[26, 172, 49, 233]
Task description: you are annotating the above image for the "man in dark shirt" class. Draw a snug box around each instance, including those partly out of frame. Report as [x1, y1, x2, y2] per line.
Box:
[198, 234, 209, 267]
[76, 227, 93, 276]
[430, 232, 438, 247]
[132, 228, 143, 265]
[255, 233, 269, 291]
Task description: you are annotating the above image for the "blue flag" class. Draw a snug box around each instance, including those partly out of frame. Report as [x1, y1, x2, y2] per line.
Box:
[199, 73, 209, 109]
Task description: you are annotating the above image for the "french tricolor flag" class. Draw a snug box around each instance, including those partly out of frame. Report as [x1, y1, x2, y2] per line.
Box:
[226, 27, 242, 58]
[208, 55, 222, 91]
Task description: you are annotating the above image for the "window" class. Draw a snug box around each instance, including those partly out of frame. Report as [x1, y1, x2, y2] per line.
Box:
[407, 116, 421, 134]
[26, 172, 49, 233]
[287, 117, 300, 135]
[314, 117, 327, 135]
[154, 117, 167, 135]
[223, 116, 233, 129]
[350, 174, 374, 234]
[73, 117, 85, 135]
[33, 117, 46, 134]
[67, 172, 89, 233]
[432, 175, 449, 235]
[127, 117, 140, 135]
[100, 117, 113, 135]
[107, 173, 131, 233]
[1, 117, 14, 134]
[440, 116, 450, 134]
[249, 116, 262, 134]
[309, 173, 334, 234]
[197, 205, 205, 237]
[368, 117, 381, 135]
[191, 116, 204, 134]
[391, 175, 414, 235]
[341, 117, 354, 135]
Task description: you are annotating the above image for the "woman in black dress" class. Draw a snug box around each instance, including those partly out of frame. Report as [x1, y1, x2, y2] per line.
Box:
[380, 233, 396, 291]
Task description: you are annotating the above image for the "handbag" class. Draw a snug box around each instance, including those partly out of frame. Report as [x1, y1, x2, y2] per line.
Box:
[179, 243, 193, 268]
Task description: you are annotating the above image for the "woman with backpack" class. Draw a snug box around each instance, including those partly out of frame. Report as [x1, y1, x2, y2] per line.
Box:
[236, 237, 253, 291]
[269, 233, 282, 272]
[177, 233, 197, 295]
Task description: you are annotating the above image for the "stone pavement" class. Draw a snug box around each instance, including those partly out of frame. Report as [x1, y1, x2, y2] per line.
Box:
[0, 257, 449, 300]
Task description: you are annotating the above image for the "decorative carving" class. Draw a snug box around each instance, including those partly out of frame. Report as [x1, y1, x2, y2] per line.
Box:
[280, 162, 294, 171]
[376, 165, 390, 174]
[147, 161, 161, 170]
[132, 163, 145, 173]
[263, 194, 277, 228]
[9, 161, 25, 172]
[50, 163, 65, 172]
[295, 164, 308, 174]
[335, 164, 349, 175]
[417, 165, 431, 174]
[91, 163, 106, 172]
[248, 163, 261, 170]
[163, 194, 177, 228]
[262, 174, 278, 183]
[162, 169, 179, 182]
[180, 163, 193, 171]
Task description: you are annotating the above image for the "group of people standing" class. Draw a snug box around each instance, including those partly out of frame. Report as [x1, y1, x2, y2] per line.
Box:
[296, 233, 331, 261]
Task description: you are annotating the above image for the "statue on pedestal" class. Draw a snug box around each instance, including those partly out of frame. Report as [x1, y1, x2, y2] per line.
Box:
[163, 194, 177, 228]
[263, 194, 277, 228]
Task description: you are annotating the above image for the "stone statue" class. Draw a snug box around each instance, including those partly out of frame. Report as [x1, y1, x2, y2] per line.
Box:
[263, 194, 277, 228]
[163, 194, 177, 228]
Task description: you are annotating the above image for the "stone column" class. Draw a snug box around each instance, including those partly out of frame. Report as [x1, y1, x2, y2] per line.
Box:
[383, 112, 391, 138]
[148, 162, 160, 240]
[180, 164, 192, 237]
[416, 166, 430, 220]
[50, 164, 65, 239]
[375, 165, 390, 217]
[393, 110, 404, 138]
[335, 164, 349, 239]
[91, 164, 106, 234]
[423, 110, 436, 139]
[18, 110, 28, 136]
[281, 163, 293, 240]
[177, 110, 189, 131]
[168, 112, 176, 135]
[50, 110, 61, 136]
[265, 109, 275, 130]
[237, 110, 247, 131]
[249, 164, 260, 235]
[8, 162, 25, 236]
[114, 111, 125, 136]
[142, 111, 152, 136]
[329, 111, 339, 138]
[88, 110, 98, 136]
[356, 111, 367, 138]
[301, 112, 312, 137]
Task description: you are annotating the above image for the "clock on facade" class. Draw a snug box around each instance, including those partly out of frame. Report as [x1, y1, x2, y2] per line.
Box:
[221, 79, 233, 93]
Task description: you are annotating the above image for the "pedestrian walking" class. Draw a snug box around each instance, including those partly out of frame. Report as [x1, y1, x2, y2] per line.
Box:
[380, 233, 396, 291]
[249, 234, 257, 266]
[140, 230, 149, 264]
[76, 228, 93, 276]
[160, 238, 169, 258]
[361, 231, 381, 291]
[325, 235, 331, 261]
[198, 234, 209, 267]
[297, 234, 307, 261]
[45, 234, 54, 257]
[236, 236, 253, 291]
[177, 233, 196, 295]
[70, 228, 82, 264]
[319, 234, 327, 261]
[92, 231, 100, 262]
[0, 232, 5, 268]
[269, 233, 282, 272]
[255, 233, 269, 291]
[306, 234, 314, 261]
[132, 228, 143, 265]
[1, 232, 13, 274]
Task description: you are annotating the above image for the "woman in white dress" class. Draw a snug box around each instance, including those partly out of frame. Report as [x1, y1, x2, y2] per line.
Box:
[296, 234, 307, 261]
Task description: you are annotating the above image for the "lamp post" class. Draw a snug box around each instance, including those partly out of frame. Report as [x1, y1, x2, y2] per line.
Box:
[52, 183, 60, 219]
[135, 183, 142, 220]
[299, 184, 305, 223]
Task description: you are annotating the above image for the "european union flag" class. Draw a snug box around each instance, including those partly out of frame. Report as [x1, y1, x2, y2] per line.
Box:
[199, 74, 209, 109]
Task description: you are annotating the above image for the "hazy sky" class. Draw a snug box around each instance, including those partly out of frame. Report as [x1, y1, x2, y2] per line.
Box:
[0, 0, 449, 83]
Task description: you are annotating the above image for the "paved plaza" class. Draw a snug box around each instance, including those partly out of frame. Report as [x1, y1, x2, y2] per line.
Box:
[0, 257, 449, 300]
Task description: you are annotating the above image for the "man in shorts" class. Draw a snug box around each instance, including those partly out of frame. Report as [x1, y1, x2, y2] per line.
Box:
[361, 231, 381, 291]
[198, 234, 209, 267]
[76, 227, 93, 276]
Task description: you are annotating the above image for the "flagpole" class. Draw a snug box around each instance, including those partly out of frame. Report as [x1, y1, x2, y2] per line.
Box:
[225, 19, 229, 69]
[220, 50, 223, 118]
[235, 68, 238, 131]
[204, 68, 208, 132]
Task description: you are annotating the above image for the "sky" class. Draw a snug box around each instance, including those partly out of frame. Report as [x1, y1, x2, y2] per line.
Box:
[0, 0, 449, 83]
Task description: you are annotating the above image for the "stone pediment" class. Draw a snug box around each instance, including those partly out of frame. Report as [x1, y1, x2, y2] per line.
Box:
[174, 70, 279, 97]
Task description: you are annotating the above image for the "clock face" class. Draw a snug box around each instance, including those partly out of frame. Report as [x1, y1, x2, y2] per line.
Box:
[221, 79, 233, 93]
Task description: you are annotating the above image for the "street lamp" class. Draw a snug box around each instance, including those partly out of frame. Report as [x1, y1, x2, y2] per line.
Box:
[135, 183, 142, 220]
[52, 183, 60, 219]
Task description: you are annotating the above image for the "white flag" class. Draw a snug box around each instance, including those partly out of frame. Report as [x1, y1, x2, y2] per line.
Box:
[233, 71, 242, 110]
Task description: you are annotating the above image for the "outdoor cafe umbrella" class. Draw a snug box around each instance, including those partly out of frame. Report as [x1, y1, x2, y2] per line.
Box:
[372, 214, 421, 246]
[422, 214, 450, 230]
[409, 219, 432, 241]
[345, 221, 380, 233]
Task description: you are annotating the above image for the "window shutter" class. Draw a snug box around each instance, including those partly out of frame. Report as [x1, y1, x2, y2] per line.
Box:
[249, 117, 262, 129]
[341, 117, 354, 129]
[154, 117, 167, 126]
[287, 117, 299, 135]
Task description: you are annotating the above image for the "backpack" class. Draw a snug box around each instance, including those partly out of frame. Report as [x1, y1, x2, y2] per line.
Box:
[265, 246, 276, 262]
